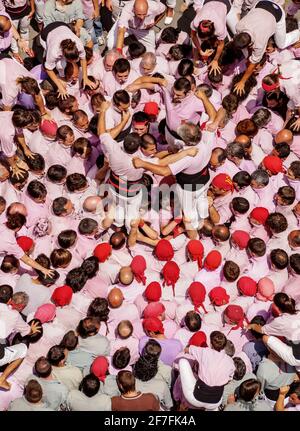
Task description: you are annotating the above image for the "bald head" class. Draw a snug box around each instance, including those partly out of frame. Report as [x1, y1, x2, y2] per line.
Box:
[110, 231, 126, 250]
[108, 288, 124, 308]
[119, 266, 134, 285]
[275, 129, 293, 145]
[235, 134, 251, 146]
[209, 147, 226, 170]
[7, 202, 28, 217]
[134, 0, 148, 19]
[104, 49, 122, 72]
[117, 320, 133, 339]
[83, 196, 102, 213]
[0, 15, 11, 33]
[140, 52, 157, 75]
[212, 224, 230, 242]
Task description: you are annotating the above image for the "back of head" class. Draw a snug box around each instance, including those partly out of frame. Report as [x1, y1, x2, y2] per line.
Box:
[24, 379, 43, 404]
[184, 310, 202, 332]
[76, 317, 99, 339]
[210, 331, 227, 351]
[117, 370, 135, 394]
[112, 347, 131, 370]
[60, 330, 78, 351]
[108, 287, 124, 308]
[34, 356, 52, 378]
[233, 357, 246, 381]
[123, 133, 142, 154]
[79, 373, 100, 398]
[0, 284, 13, 303]
[239, 379, 261, 402]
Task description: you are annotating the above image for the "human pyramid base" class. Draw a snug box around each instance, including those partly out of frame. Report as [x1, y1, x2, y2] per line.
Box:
[0, 0, 300, 413]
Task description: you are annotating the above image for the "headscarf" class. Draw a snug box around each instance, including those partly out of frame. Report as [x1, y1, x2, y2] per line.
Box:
[188, 331, 207, 347]
[144, 101, 159, 117]
[250, 207, 269, 225]
[155, 239, 174, 261]
[204, 250, 222, 271]
[262, 155, 285, 174]
[224, 305, 248, 330]
[16, 236, 34, 252]
[212, 174, 234, 191]
[144, 282, 162, 302]
[40, 119, 58, 137]
[209, 286, 230, 306]
[143, 302, 165, 319]
[93, 243, 112, 263]
[231, 231, 250, 249]
[130, 256, 147, 285]
[256, 277, 275, 302]
[51, 285, 73, 307]
[91, 356, 109, 383]
[237, 277, 257, 297]
[187, 240, 204, 269]
[143, 317, 164, 334]
[162, 261, 180, 295]
[34, 303, 56, 323]
[188, 282, 207, 313]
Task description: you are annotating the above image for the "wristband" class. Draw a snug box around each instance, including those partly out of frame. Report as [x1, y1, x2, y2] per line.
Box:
[174, 217, 182, 224]
[139, 220, 145, 228]
[116, 47, 123, 54]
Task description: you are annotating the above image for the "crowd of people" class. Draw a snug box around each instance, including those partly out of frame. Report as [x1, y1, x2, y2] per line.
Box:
[0, 0, 300, 413]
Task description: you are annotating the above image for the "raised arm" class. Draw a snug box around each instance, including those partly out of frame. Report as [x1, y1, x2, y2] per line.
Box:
[195, 89, 217, 122]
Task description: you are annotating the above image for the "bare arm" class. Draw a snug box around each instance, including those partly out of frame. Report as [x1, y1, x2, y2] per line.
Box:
[195, 89, 217, 122]
[139, 221, 159, 240]
[213, 39, 225, 63]
[34, 93, 47, 116]
[116, 27, 126, 50]
[233, 62, 256, 96]
[21, 254, 54, 277]
[97, 101, 110, 135]
[108, 111, 131, 139]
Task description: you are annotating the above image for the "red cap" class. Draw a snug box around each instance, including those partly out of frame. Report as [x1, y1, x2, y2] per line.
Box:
[231, 230, 250, 249]
[224, 305, 246, 330]
[155, 239, 174, 261]
[188, 282, 207, 313]
[16, 236, 34, 252]
[130, 256, 147, 285]
[143, 317, 164, 334]
[250, 207, 269, 225]
[91, 356, 109, 382]
[40, 119, 58, 137]
[162, 261, 180, 295]
[144, 282, 162, 302]
[143, 302, 165, 319]
[144, 101, 159, 117]
[212, 174, 234, 192]
[262, 155, 285, 174]
[188, 331, 207, 347]
[237, 276, 257, 297]
[34, 303, 56, 324]
[209, 286, 230, 306]
[204, 250, 222, 271]
[187, 240, 204, 269]
[93, 243, 112, 263]
[51, 285, 73, 307]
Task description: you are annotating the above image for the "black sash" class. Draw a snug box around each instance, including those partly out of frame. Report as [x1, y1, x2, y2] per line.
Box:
[165, 121, 182, 141]
[115, 122, 132, 143]
[41, 22, 70, 42]
[255, 1, 282, 22]
[193, 378, 224, 404]
[5, 3, 30, 19]
[291, 341, 300, 360]
[203, 0, 231, 14]
[108, 171, 144, 198]
[176, 165, 210, 192]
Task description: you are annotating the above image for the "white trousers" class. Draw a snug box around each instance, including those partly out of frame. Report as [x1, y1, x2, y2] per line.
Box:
[108, 187, 143, 233]
[273, 5, 300, 49]
[11, 16, 31, 53]
[178, 359, 222, 410]
[0, 343, 27, 367]
[176, 183, 209, 229]
[267, 336, 300, 371]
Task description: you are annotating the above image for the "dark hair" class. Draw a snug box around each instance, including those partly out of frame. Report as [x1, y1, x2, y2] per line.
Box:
[289, 161, 300, 179]
[45, 91, 59, 110]
[222, 94, 239, 117]
[27, 180, 47, 200]
[65, 267, 88, 292]
[251, 108, 271, 129]
[197, 19, 215, 38]
[290, 254, 300, 275]
[26, 154, 45, 173]
[57, 229, 77, 249]
[160, 27, 180, 44]
[174, 77, 191, 94]
[87, 298, 110, 323]
[277, 186, 295, 206]
[24, 379, 43, 404]
[0, 284, 13, 303]
[250, 315, 266, 339]
[238, 379, 261, 402]
[273, 292, 297, 315]
[12, 109, 41, 128]
[223, 261, 240, 282]
[76, 317, 99, 338]
[47, 165, 67, 183]
[113, 90, 130, 106]
[112, 347, 131, 369]
[128, 41, 146, 59]
[72, 138, 91, 158]
[56, 125, 74, 140]
[132, 111, 150, 125]
[233, 32, 251, 49]
[142, 339, 162, 360]
[60, 39, 79, 61]
[177, 59, 194, 77]
[34, 356, 52, 378]
[81, 256, 99, 279]
[266, 212, 288, 234]
[231, 197, 250, 214]
[233, 171, 251, 189]
[1, 255, 20, 273]
[231, 74, 258, 103]
[109, 231, 126, 250]
[113, 58, 130, 74]
[233, 357, 246, 381]
[133, 354, 158, 382]
[289, 381, 300, 400]
[57, 96, 77, 114]
[50, 248, 72, 268]
[184, 310, 202, 332]
[123, 133, 142, 154]
[66, 173, 87, 193]
[270, 249, 288, 270]
[78, 218, 98, 235]
[47, 345, 66, 366]
[52, 197, 69, 216]
[116, 370, 135, 394]
[60, 330, 78, 351]
[210, 331, 227, 352]
[6, 213, 26, 230]
[274, 142, 290, 159]
[79, 374, 100, 397]
[247, 238, 266, 257]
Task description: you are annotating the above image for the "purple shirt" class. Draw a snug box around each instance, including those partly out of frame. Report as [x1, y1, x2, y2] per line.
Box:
[139, 336, 183, 366]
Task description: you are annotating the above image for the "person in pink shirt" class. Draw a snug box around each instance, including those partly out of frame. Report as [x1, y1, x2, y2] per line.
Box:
[208, 174, 235, 225]
[244, 238, 270, 282]
[102, 58, 140, 97]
